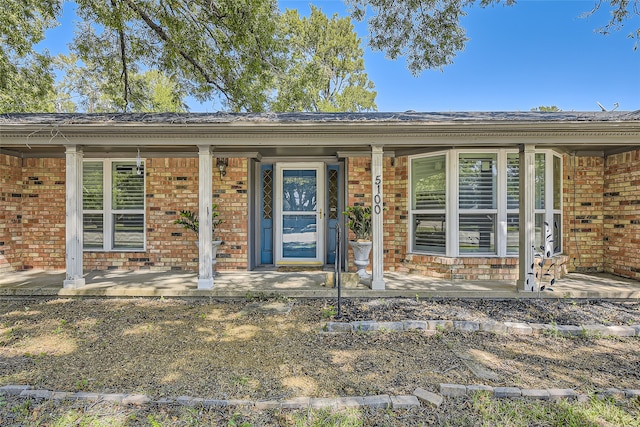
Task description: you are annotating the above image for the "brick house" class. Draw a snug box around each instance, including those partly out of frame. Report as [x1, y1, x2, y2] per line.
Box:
[1, 112, 639, 290]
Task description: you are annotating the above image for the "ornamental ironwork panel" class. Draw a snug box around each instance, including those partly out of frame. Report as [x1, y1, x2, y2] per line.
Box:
[263, 169, 273, 220]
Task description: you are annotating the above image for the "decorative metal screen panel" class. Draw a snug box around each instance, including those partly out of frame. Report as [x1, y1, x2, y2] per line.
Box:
[263, 169, 273, 220]
[328, 168, 338, 220]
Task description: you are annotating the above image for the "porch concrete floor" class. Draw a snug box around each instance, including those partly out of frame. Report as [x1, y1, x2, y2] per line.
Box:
[1, 269, 639, 299]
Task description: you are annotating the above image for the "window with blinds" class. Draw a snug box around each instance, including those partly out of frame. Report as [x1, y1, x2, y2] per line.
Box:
[83, 162, 104, 210]
[506, 153, 520, 254]
[458, 154, 496, 254]
[535, 153, 545, 210]
[459, 154, 496, 210]
[112, 162, 144, 210]
[83, 162, 104, 248]
[411, 155, 446, 254]
[412, 155, 446, 210]
[83, 160, 145, 251]
[459, 214, 495, 254]
[405, 149, 562, 258]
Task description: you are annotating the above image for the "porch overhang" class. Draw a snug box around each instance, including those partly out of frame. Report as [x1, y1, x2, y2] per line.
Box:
[2, 111, 640, 291]
[2, 111, 639, 159]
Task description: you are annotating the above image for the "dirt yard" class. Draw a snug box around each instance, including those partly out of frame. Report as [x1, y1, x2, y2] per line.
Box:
[1, 296, 638, 403]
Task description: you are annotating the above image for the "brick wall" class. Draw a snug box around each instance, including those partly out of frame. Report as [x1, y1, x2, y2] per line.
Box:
[0, 154, 24, 272]
[346, 156, 371, 271]
[385, 156, 408, 271]
[0, 155, 248, 273]
[84, 157, 202, 271]
[85, 157, 249, 272]
[5, 149, 637, 281]
[212, 157, 249, 270]
[603, 150, 640, 280]
[346, 156, 403, 272]
[345, 155, 527, 281]
[19, 158, 67, 270]
[562, 154, 605, 274]
[401, 254, 520, 280]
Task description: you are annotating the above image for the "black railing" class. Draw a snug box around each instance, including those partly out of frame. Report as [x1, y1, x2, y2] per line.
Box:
[334, 225, 342, 319]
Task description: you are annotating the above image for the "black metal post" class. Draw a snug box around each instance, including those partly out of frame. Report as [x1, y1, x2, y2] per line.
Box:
[335, 225, 342, 319]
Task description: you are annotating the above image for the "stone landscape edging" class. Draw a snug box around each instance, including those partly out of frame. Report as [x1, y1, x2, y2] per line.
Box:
[322, 319, 640, 337]
[2, 384, 639, 412]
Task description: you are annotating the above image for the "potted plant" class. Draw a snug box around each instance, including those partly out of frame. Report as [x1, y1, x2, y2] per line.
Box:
[174, 204, 224, 268]
[343, 205, 372, 279]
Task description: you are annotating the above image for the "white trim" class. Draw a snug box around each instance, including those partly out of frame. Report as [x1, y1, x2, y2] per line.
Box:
[553, 153, 563, 253]
[64, 145, 85, 288]
[496, 151, 508, 256]
[518, 145, 536, 291]
[371, 145, 385, 290]
[446, 151, 456, 257]
[274, 162, 326, 265]
[197, 146, 214, 289]
[407, 151, 450, 256]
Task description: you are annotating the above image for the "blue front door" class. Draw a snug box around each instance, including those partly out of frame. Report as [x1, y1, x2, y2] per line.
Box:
[275, 163, 325, 265]
[259, 162, 341, 266]
[260, 164, 274, 264]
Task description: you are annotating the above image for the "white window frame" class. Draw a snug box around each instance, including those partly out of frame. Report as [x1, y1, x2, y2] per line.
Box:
[535, 150, 563, 255]
[408, 151, 450, 255]
[83, 158, 146, 252]
[455, 150, 501, 256]
[409, 148, 562, 258]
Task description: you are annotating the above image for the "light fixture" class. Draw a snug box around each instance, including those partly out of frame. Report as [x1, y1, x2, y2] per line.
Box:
[136, 148, 142, 175]
[216, 157, 228, 178]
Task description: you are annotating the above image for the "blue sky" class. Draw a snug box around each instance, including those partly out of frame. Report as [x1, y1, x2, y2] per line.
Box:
[43, 0, 639, 112]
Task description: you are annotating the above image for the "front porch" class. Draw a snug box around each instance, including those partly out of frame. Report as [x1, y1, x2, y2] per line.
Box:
[2, 269, 639, 299]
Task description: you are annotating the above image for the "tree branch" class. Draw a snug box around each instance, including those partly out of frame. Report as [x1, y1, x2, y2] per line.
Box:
[121, 0, 230, 101]
[111, 0, 129, 111]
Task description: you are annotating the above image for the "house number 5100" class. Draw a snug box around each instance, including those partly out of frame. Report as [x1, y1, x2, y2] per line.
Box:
[374, 175, 382, 215]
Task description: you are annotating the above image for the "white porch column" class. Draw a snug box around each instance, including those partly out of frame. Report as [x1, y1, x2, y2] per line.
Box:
[517, 144, 536, 291]
[371, 145, 385, 290]
[197, 145, 214, 289]
[63, 145, 85, 289]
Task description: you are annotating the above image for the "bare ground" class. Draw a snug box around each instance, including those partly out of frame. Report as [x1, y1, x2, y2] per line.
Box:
[0, 296, 639, 425]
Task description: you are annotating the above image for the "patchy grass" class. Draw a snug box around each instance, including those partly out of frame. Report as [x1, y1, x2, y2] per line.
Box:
[0, 394, 638, 426]
[0, 297, 639, 425]
[472, 392, 640, 427]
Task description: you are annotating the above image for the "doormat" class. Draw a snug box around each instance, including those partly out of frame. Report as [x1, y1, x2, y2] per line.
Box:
[276, 266, 325, 272]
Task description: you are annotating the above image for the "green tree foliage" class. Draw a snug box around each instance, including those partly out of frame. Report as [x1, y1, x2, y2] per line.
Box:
[270, 6, 377, 112]
[130, 70, 187, 113]
[345, 0, 639, 75]
[56, 54, 187, 112]
[531, 106, 561, 112]
[55, 54, 115, 112]
[0, 0, 60, 112]
[587, 0, 640, 50]
[70, 0, 279, 112]
[2, 0, 637, 112]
